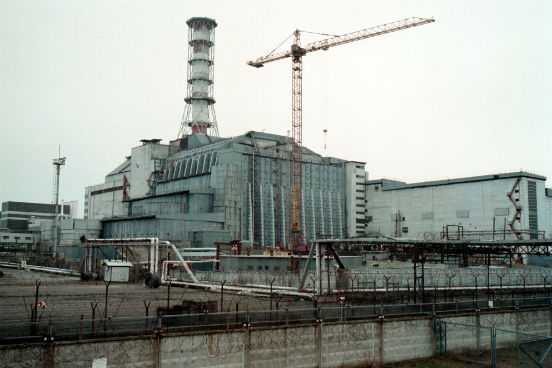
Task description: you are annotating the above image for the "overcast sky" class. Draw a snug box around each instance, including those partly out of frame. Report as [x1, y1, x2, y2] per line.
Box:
[1, 0, 551, 217]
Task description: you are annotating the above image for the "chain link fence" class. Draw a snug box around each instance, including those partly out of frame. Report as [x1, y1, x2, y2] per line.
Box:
[436, 320, 552, 367]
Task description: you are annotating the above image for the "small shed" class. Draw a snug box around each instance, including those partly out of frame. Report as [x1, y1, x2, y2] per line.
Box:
[103, 260, 133, 282]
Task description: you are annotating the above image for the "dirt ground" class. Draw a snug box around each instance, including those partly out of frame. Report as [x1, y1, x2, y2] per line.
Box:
[380, 349, 527, 368]
[0, 267, 311, 323]
[382, 357, 475, 367]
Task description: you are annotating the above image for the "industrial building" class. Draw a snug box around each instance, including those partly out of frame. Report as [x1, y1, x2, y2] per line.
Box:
[83, 16, 552, 253]
[1, 201, 77, 231]
[365, 171, 552, 240]
[4, 13, 552, 368]
[85, 133, 367, 248]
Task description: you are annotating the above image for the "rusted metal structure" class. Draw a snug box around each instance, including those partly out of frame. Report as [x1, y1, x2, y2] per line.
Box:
[214, 240, 242, 271]
[310, 238, 552, 301]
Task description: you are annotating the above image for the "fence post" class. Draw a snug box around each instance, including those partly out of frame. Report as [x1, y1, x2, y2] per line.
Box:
[79, 315, 83, 340]
[434, 319, 446, 356]
[317, 306, 321, 322]
[242, 311, 251, 368]
[491, 327, 496, 368]
[315, 318, 323, 367]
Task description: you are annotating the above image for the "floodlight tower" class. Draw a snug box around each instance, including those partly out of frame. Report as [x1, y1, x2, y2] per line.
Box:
[178, 17, 219, 137]
[52, 155, 66, 255]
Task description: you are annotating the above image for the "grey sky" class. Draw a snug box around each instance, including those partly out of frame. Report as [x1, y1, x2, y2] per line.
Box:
[1, 0, 551, 217]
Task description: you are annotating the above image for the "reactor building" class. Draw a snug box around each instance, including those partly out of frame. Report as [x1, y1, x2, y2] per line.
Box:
[84, 17, 368, 248]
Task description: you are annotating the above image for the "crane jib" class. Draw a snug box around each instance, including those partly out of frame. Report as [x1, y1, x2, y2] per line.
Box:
[246, 17, 435, 251]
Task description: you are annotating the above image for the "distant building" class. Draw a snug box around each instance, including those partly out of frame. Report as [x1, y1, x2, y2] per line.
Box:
[0, 201, 77, 231]
[365, 172, 552, 240]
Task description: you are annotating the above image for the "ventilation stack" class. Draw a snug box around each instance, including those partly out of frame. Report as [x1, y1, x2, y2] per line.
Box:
[179, 17, 219, 137]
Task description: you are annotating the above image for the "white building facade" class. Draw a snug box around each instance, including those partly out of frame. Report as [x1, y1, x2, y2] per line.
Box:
[365, 172, 552, 240]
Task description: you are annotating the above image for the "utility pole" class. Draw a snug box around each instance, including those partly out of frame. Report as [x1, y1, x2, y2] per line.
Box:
[52, 150, 66, 256]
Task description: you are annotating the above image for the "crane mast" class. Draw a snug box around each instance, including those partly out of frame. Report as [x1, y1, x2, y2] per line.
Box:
[248, 17, 434, 252]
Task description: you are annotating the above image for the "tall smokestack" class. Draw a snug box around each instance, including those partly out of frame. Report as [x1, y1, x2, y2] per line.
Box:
[178, 17, 219, 137]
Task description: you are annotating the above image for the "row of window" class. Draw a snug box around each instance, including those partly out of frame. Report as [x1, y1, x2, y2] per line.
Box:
[1, 235, 32, 240]
[245, 265, 292, 272]
[383, 208, 512, 221]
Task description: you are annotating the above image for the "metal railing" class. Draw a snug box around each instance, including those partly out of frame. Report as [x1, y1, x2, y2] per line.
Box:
[1, 296, 550, 343]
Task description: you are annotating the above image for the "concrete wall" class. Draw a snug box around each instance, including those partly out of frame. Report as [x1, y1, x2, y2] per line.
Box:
[85, 180, 124, 220]
[2, 308, 550, 367]
[38, 219, 102, 247]
[129, 142, 169, 199]
[182, 265, 552, 291]
[218, 255, 363, 273]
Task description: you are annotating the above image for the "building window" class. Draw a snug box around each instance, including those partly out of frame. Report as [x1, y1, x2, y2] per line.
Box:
[265, 266, 269, 271]
[274, 266, 281, 272]
[402, 227, 409, 233]
[247, 266, 253, 271]
[258, 266, 262, 271]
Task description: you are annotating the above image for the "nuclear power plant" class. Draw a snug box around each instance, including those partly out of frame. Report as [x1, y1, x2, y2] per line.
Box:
[2, 15, 552, 368]
[84, 16, 370, 249]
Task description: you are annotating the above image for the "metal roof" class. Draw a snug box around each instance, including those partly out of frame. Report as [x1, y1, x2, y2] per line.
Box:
[366, 171, 546, 191]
